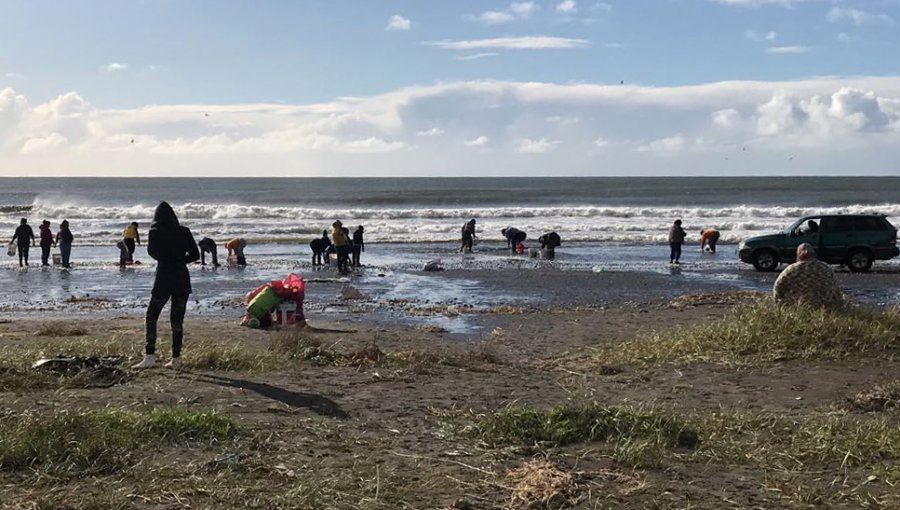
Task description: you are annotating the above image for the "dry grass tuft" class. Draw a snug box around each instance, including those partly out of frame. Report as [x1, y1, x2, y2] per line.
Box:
[33, 322, 89, 337]
[847, 380, 900, 412]
[506, 459, 575, 509]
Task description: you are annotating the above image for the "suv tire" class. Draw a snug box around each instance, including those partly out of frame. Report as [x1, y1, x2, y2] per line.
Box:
[752, 249, 779, 272]
[847, 248, 874, 273]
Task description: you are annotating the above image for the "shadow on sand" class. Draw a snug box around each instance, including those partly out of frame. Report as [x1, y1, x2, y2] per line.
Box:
[195, 374, 348, 419]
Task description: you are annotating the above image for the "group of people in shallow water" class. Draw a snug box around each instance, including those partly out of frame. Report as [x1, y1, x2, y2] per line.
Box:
[10, 218, 74, 268]
[309, 222, 365, 274]
[667, 220, 720, 265]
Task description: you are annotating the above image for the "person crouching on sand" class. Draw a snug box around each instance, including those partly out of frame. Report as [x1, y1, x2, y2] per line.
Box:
[331, 221, 351, 274]
[133, 201, 200, 370]
[700, 227, 720, 253]
[225, 238, 247, 266]
[198, 237, 219, 267]
[668, 219, 686, 264]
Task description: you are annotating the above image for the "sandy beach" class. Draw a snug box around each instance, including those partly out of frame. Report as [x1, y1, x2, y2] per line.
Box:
[2, 262, 899, 508]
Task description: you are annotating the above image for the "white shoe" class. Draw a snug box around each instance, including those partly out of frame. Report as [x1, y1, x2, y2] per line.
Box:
[165, 357, 181, 370]
[132, 354, 156, 369]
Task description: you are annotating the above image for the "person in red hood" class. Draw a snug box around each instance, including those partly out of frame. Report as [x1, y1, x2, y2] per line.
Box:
[39, 220, 54, 267]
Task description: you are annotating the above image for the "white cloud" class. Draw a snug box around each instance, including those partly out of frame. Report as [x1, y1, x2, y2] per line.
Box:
[635, 135, 687, 153]
[426, 36, 590, 50]
[509, 1, 539, 18]
[713, 0, 813, 7]
[475, 1, 539, 25]
[416, 127, 445, 137]
[591, 3, 612, 12]
[766, 46, 811, 54]
[386, 15, 411, 31]
[104, 62, 128, 73]
[456, 52, 499, 61]
[836, 32, 852, 43]
[746, 30, 777, 42]
[711, 108, 741, 128]
[4, 72, 25, 79]
[546, 115, 581, 125]
[517, 137, 560, 153]
[2, 77, 900, 176]
[464, 136, 490, 147]
[20, 133, 68, 155]
[827, 7, 894, 27]
[557, 1, 577, 14]
[479, 11, 515, 24]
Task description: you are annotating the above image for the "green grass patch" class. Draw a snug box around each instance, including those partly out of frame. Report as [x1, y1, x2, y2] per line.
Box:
[697, 410, 900, 485]
[599, 300, 900, 365]
[471, 403, 699, 451]
[0, 408, 238, 474]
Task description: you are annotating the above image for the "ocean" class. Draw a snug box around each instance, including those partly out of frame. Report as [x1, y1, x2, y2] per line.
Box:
[3, 177, 899, 246]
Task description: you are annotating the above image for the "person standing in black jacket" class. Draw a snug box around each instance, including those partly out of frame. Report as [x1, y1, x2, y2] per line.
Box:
[352, 225, 365, 267]
[10, 218, 35, 267]
[133, 202, 200, 370]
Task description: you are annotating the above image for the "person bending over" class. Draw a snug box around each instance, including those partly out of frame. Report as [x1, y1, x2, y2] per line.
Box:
[460, 219, 476, 253]
[225, 238, 247, 266]
[310, 230, 332, 266]
[501, 227, 527, 251]
[700, 227, 720, 253]
[198, 237, 219, 267]
[133, 202, 199, 370]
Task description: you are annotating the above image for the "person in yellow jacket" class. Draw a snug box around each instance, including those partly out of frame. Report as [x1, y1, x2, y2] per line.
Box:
[331, 221, 351, 274]
[224, 238, 247, 266]
[122, 222, 140, 260]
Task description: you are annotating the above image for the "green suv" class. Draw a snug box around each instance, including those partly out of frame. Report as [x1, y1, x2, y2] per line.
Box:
[738, 214, 899, 273]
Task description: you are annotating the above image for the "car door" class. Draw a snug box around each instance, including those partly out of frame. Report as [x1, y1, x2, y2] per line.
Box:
[819, 216, 854, 263]
[783, 217, 821, 261]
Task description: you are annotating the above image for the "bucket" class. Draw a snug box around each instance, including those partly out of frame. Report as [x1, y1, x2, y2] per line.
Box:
[52, 253, 62, 265]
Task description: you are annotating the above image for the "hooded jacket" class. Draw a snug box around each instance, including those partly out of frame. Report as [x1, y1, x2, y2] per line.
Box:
[147, 202, 199, 296]
[39, 222, 53, 245]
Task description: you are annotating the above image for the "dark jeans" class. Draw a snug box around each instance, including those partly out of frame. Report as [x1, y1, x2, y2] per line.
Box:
[124, 238, 136, 257]
[461, 234, 473, 253]
[201, 247, 218, 266]
[18, 244, 29, 266]
[336, 245, 351, 273]
[145, 292, 189, 357]
[670, 242, 682, 262]
[40, 241, 52, 266]
[59, 242, 72, 268]
[352, 245, 362, 266]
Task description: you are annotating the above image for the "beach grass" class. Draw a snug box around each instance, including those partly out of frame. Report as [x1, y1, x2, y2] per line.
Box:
[470, 403, 700, 452]
[597, 300, 900, 365]
[0, 408, 238, 474]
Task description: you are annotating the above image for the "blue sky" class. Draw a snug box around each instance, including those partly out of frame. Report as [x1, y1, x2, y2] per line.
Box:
[1, 0, 899, 176]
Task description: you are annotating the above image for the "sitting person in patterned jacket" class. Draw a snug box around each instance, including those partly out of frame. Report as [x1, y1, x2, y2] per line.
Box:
[773, 243, 843, 309]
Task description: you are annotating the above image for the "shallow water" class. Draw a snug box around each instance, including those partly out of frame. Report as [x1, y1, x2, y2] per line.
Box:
[2, 242, 898, 333]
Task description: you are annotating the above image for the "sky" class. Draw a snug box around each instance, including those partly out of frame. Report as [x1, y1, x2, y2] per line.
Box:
[1, 0, 899, 177]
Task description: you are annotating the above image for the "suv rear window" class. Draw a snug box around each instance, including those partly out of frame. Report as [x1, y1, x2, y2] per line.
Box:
[852, 217, 888, 231]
